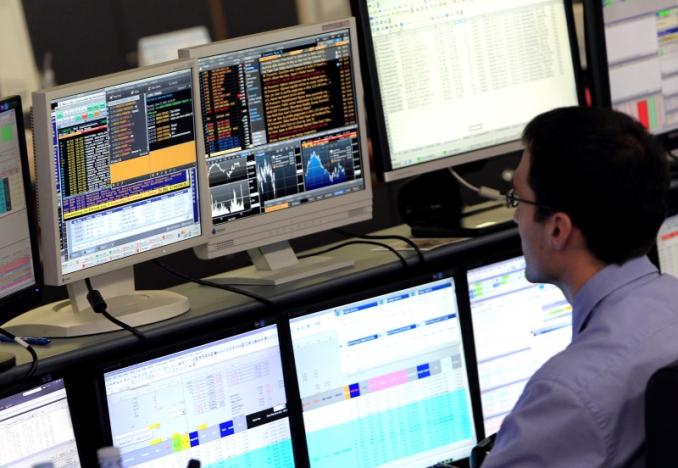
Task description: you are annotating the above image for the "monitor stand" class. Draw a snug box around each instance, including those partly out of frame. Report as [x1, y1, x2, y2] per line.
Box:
[207, 240, 354, 286]
[398, 169, 515, 238]
[4, 267, 190, 338]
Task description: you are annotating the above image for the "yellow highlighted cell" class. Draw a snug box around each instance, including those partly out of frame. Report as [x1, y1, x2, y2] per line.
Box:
[110, 141, 197, 184]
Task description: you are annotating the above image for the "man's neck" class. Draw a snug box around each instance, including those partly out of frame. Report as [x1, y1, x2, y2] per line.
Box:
[557, 254, 608, 303]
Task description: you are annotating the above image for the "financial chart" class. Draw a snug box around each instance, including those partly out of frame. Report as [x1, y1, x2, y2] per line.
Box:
[104, 325, 294, 468]
[291, 278, 477, 467]
[197, 28, 365, 224]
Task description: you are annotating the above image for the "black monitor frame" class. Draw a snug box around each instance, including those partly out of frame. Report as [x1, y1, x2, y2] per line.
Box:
[94, 316, 308, 467]
[0, 374, 84, 466]
[282, 268, 485, 464]
[350, 0, 585, 182]
[0, 95, 42, 324]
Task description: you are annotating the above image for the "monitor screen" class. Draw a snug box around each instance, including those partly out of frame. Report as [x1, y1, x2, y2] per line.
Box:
[602, 0, 678, 136]
[103, 325, 293, 467]
[354, 0, 581, 181]
[657, 213, 678, 276]
[181, 20, 371, 260]
[290, 277, 477, 466]
[34, 63, 206, 284]
[0, 378, 80, 467]
[0, 97, 38, 304]
[467, 256, 571, 436]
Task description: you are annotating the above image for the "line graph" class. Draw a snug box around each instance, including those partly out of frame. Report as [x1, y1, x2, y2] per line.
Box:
[210, 179, 251, 217]
[301, 138, 354, 191]
[255, 148, 298, 202]
[208, 155, 248, 185]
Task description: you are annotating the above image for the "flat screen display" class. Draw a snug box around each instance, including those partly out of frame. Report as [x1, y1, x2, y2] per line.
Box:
[291, 277, 477, 467]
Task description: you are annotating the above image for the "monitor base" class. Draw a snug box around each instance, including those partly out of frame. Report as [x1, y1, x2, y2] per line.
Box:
[208, 255, 353, 286]
[4, 290, 189, 338]
[0, 352, 16, 372]
[207, 240, 353, 286]
[398, 168, 515, 238]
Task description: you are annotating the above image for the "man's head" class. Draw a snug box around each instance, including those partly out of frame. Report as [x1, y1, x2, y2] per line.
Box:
[514, 106, 668, 285]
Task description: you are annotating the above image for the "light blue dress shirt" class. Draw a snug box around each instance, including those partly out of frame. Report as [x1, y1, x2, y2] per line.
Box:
[483, 256, 678, 467]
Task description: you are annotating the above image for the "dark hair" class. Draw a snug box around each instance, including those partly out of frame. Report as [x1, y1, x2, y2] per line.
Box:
[522, 106, 669, 265]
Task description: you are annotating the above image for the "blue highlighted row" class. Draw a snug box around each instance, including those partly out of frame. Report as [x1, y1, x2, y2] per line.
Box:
[387, 324, 417, 336]
[205, 439, 294, 468]
[425, 314, 456, 325]
[347, 334, 378, 346]
[341, 301, 378, 315]
[307, 390, 473, 468]
[417, 282, 452, 295]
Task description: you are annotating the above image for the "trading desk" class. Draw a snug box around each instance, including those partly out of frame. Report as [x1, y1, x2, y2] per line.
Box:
[0, 216, 518, 385]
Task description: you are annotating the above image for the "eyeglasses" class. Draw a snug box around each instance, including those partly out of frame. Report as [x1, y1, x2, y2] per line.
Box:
[505, 188, 552, 210]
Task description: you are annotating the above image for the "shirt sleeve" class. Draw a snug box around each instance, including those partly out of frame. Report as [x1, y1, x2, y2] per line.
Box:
[481, 377, 609, 468]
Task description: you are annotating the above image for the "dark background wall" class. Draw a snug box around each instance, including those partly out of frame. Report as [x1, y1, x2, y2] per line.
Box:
[23, 0, 299, 85]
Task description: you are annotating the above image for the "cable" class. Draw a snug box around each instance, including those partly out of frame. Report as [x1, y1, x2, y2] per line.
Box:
[448, 168, 505, 201]
[153, 259, 277, 309]
[0, 327, 38, 382]
[84, 278, 147, 341]
[298, 240, 409, 268]
[333, 228, 425, 265]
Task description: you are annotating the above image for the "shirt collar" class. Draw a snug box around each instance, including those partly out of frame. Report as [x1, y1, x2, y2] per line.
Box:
[571, 256, 658, 337]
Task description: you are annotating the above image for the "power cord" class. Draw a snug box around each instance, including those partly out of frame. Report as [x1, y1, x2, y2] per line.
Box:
[333, 228, 425, 265]
[154, 259, 277, 309]
[84, 278, 147, 341]
[448, 168, 505, 201]
[0, 327, 38, 382]
[297, 240, 409, 268]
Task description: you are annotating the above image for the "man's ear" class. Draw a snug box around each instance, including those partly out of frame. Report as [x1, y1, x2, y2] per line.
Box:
[547, 212, 574, 251]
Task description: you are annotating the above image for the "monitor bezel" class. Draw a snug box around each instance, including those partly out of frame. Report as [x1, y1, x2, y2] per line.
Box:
[94, 317, 299, 460]
[283, 269, 484, 463]
[179, 18, 373, 260]
[350, 0, 586, 182]
[0, 95, 42, 321]
[32, 59, 212, 286]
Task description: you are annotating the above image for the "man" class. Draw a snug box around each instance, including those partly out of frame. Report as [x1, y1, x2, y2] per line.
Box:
[482, 106, 678, 467]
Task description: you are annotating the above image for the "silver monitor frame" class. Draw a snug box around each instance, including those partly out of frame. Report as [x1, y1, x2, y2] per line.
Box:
[32, 59, 211, 287]
[179, 18, 372, 264]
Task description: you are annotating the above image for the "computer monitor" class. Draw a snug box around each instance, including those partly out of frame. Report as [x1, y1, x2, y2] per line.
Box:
[351, 0, 583, 182]
[466, 255, 571, 436]
[289, 276, 478, 466]
[5, 60, 211, 337]
[138, 26, 211, 67]
[0, 378, 81, 467]
[593, 0, 678, 151]
[100, 323, 293, 467]
[657, 213, 678, 276]
[0, 96, 41, 322]
[179, 19, 372, 285]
